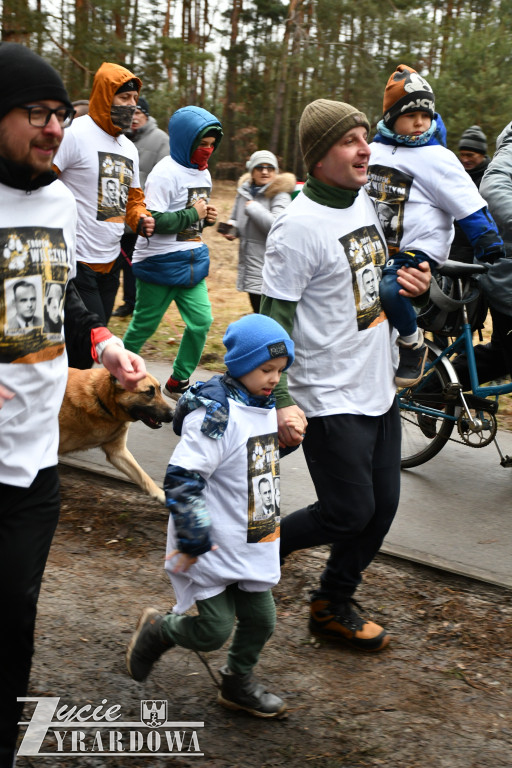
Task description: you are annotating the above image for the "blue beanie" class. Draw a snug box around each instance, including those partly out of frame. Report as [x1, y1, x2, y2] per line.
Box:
[223, 314, 294, 378]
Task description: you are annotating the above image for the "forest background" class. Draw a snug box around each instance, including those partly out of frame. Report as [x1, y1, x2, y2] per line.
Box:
[3, 0, 512, 179]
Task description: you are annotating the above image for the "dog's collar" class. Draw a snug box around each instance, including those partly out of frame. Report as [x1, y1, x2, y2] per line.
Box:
[96, 396, 114, 418]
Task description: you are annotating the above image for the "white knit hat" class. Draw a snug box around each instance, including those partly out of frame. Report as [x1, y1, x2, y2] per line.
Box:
[246, 150, 279, 173]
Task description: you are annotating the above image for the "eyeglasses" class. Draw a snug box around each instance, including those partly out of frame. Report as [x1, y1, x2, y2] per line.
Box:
[254, 165, 275, 172]
[20, 105, 76, 128]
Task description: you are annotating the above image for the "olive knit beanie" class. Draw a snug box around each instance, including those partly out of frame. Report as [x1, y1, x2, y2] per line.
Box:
[299, 99, 370, 173]
[382, 64, 435, 128]
[223, 314, 295, 379]
[0, 42, 73, 122]
[459, 125, 487, 155]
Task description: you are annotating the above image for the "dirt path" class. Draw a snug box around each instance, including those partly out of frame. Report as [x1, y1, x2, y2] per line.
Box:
[17, 466, 511, 768]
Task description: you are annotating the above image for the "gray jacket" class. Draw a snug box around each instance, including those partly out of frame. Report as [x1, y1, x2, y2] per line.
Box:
[131, 116, 169, 189]
[480, 121, 512, 255]
[229, 172, 296, 293]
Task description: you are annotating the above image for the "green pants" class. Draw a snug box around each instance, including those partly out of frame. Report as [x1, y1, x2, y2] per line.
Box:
[161, 584, 276, 675]
[123, 279, 213, 381]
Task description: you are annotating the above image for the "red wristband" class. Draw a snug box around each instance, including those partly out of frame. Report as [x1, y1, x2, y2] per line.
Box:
[90, 327, 113, 363]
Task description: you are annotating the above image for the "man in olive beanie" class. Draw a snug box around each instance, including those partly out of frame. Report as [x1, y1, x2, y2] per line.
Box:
[299, 98, 370, 174]
[260, 98, 430, 653]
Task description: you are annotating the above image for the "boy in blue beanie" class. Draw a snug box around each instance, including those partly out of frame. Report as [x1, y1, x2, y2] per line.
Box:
[368, 64, 504, 387]
[123, 105, 223, 398]
[126, 314, 305, 718]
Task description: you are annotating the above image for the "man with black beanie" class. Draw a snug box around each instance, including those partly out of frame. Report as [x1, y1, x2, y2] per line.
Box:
[0, 43, 147, 767]
[261, 98, 430, 654]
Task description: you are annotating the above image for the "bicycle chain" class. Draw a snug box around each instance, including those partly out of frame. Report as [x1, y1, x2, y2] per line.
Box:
[400, 412, 494, 448]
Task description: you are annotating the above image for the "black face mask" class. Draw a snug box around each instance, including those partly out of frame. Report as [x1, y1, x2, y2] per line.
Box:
[110, 105, 136, 131]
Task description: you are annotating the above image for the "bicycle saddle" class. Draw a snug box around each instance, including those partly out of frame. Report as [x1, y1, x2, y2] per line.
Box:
[438, 260, 488, 277]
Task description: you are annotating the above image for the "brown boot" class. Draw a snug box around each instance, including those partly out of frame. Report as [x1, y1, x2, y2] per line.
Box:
[309, 598, 389, 651]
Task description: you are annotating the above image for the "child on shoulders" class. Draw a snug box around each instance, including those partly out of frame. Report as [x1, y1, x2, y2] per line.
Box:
[367, 64, 504, 386]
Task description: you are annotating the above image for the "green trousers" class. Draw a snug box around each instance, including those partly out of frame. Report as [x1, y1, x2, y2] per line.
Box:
[123, 278, 213, 381]
[161, 584, 276, 675]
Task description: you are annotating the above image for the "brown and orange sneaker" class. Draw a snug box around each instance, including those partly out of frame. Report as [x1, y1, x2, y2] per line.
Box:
[309, 598, 389, 651]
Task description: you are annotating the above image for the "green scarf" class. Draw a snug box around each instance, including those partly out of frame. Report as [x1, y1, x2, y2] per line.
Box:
[302, 173, 358, 209]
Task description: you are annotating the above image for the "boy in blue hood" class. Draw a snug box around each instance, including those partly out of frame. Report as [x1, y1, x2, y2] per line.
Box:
[367, 64, 504, 387]
[123, 106, 223, 397]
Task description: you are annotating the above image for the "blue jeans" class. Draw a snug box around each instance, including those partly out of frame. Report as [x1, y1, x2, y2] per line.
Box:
[380, 251, 436, 337]
[280, 401, 401, 601]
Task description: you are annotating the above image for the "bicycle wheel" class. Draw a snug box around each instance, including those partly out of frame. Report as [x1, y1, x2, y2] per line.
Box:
[399, 346, 457, 468]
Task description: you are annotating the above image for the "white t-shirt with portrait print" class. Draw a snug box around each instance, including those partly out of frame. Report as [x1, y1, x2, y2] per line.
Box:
[262, 188, 397, 419]
[165, 400, 280, 614]
[0, 179, 77, 487]
[54, 115, 141, 264]
[132, 154, 212, 261]
[367, 140, 487, 264]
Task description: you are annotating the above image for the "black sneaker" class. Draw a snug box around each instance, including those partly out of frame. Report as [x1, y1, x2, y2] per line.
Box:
[126, 608, 173, 682]
[309, 598, 389, 651]
[112, 303, 134, 318]
[217, 665, 287, 718]
[395, 330, 428, 387]
[164, 376, 190, 400]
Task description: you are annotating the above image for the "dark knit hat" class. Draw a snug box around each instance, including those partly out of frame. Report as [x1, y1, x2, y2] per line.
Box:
[382, 64, 435, 128]
[459, 125, 487, 155]
[0, 42, 73, 122]
[115, 79, 139, 94]
[223, 314, 295, 379]
[136, 96, 150, 116]
[299, 99, 370, 173]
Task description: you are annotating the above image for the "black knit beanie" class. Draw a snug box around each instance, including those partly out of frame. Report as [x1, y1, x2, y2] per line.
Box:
[299, 99, 370, 173]
[0, 42, 73, 122]
[459, 125, 487, 155]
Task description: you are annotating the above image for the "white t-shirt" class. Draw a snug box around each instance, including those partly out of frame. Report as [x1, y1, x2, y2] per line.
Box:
[54, 115, 141, 264]
[262, 189, 397, 418]
[367, 141, 487, 265]
[165, 400, 281, 613]
[0, 180, 77, 487]
[132, 155, 211, 262]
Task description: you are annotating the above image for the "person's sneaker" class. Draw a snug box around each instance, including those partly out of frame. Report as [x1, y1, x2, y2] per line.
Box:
[112, 303, 134, 318]
[217, 665, 287, 718]
[126, 608, 173, 682]
[164, 376, 190, 400]
[309, 598, 390, 651]
[395, 330, 428, 387]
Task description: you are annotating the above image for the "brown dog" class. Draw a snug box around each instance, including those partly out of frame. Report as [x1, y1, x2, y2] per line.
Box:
[59, 368, 173, 503]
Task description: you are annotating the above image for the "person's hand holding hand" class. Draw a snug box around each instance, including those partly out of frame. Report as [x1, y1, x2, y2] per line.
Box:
[277, 405, 308, 448]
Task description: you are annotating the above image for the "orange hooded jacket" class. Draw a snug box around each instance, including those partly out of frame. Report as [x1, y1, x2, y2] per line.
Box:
[55, 62, 150, 235]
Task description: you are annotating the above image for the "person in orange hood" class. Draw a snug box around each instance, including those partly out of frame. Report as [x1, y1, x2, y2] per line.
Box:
[53, 62, 155, 340]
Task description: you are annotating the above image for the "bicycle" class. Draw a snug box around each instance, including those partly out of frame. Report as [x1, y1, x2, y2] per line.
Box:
[397, 259, 512, 469]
